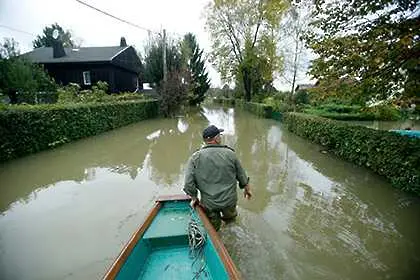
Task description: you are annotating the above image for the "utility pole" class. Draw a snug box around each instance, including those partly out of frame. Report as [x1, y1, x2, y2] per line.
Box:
[162, 29, 167, 84]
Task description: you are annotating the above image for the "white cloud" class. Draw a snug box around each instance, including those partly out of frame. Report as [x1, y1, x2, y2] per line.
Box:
[0, 0, 222, 86]
[0, 0, 316, 90]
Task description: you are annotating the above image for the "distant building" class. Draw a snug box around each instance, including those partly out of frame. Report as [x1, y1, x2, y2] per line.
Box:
[295, 82, 318, 92]
[141, 83, 159, 98]
[22, 38, 143, 93]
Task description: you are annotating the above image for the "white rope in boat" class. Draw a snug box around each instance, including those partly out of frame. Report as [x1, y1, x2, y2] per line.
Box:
[188, 209, 207, 279]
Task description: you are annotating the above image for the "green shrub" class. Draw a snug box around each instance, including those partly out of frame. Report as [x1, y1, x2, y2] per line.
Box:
[318, 104, 362, 113]
[283, 113, 420, 194]
[96, 81, 108, 92]
[305, 103, 402, 121]
[363, 104, 402, 121]
[57, 81, 123, 104]
[262, 96, 295, 113]
[236, 100, 273, 118]
[213, 97, 236, 106]
[0, 103, 7, 111]
[108, 92, 145, 102]
[0, 100, 159, 162]
[303, 108, 376, 120]
[294, 90, 310, 105]
[57, 83, 80, 103]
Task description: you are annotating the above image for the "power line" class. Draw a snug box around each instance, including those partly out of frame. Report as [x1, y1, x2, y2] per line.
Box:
[73, 0, 167, 82]
[74, 0, 159, 34]
[0, 24, 35, 36]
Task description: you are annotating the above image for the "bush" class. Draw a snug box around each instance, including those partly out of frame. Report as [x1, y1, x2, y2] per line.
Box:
[0, 54, 57, 104]
[304, 103, 403, 121]
[213, 97, 236, 106]
[293, 90, 310, 105]
[57, 83, 80, 103]
[158, 71, 189, 117]
[12, 91, 58, 105]
[236, 100, 273, 118]
[363, 104, 402, 121]
[303, 108, 376, 120]
[262, 96, 294, 113]
[283, 113, 420, 194]
[0, 100, 159, 162]
[318, 104, 362, 113]
[57, 82, 108, 103]
[109, 92, 146, 102]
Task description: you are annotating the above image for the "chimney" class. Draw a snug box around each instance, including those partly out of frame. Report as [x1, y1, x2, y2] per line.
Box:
[120, 37, 127, 47]
[52, 40, 66, 58]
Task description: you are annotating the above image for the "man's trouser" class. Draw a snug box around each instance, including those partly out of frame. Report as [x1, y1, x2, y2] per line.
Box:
[203, 205, 237, 231]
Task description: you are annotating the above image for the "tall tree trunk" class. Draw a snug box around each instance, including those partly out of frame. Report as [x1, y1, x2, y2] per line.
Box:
[243, 68, 252, 101]
[289, 39, 299, 103]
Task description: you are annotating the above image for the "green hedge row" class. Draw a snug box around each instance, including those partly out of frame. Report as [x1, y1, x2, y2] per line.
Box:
[303, 104, 403, 121]
[303, 109, 377, 121]
[213, 97, 236, 106]
[283, 113, 420, 194]
[235, 100, 273, 118]
[213, 98, 273, 118]
[0, 100, 159, 162]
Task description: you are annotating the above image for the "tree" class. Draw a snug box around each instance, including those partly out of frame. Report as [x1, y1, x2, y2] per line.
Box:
[143, 35, 190, 116]
[306, 0, 420, 104]
[181, 33, 211, 105]
[280, 0, 312, 101]
[33, 23, 75, 48]
[158, 70, 189, 117]
[143, 36, 182, 87]
[205, 0, 288, 101]
[0, 38, 20, 58]
[0, 38, 56, 103]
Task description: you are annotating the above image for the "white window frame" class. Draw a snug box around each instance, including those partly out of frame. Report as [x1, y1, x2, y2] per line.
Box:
[83, 71, 91, 85]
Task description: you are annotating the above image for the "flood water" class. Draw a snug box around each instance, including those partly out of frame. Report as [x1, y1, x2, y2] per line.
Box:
[1, 106, 419, 280]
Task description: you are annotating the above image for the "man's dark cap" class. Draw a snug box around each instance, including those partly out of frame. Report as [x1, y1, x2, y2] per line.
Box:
[203, 125, 224, 139]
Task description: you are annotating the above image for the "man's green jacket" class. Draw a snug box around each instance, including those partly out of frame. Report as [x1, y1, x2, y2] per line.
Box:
[183, 144, 249, 210]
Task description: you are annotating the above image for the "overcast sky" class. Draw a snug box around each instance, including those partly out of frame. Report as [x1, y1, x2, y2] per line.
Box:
[0, 0, 312, 90]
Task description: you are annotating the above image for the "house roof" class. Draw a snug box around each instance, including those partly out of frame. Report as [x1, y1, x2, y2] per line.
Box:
[22, 46, 129, 64]
[295, 83, 316, 90]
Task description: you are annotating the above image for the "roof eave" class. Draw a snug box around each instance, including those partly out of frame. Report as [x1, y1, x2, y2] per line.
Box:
[110, 46, 130, 61]
[35, 60, 112, 64]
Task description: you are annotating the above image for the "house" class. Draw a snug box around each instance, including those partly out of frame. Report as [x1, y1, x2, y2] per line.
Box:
[295, 82, 318, 92]
[141, 83, 159, 98]
[22, 37, 143, 93]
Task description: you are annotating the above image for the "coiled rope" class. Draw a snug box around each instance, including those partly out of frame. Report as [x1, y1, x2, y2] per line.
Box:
[188, 209, 207, 279]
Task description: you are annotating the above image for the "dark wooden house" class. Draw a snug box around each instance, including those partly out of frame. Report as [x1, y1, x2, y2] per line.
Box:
[23, 38, 143, 92]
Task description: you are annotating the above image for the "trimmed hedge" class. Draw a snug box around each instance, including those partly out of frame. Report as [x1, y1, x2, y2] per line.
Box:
[283, 113, 420, 194]
[303, 109, 377, 121]
[0, 100, 159, 162]
[235, 100, 273, 118]
[303, 104, 403, 121]
[213, 98, 273, 118]
[213, 97, 236, 106]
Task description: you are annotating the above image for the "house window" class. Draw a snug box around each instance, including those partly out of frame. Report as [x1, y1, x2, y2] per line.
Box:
[83, 71, 91, 85]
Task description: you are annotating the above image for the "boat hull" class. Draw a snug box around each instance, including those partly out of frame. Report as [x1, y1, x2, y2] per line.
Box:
[103, 195, 241, 280]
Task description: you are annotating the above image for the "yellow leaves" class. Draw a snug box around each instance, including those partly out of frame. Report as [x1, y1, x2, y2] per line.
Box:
[262, 0, 290, 27]
[206, 0, 288, 94]
[399, 35, 413, 48]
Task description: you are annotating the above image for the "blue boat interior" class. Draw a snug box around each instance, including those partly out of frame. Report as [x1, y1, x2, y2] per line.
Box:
[390, 129, 420, 138]
[115, 201, 229, 280]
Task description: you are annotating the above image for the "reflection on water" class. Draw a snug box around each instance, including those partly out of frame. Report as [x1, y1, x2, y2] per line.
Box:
[0, 106, 419, 280]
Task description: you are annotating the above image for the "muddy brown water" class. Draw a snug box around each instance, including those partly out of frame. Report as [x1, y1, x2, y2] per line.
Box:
[1, 106, 419, 280]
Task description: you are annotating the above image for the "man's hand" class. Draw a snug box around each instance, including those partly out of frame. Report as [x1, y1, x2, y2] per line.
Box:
[243, 185, 252, 200]
[190, 198, 199, 208]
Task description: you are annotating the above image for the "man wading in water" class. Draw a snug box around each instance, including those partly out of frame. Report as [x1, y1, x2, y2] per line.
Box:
[183, 125, 252, 231]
